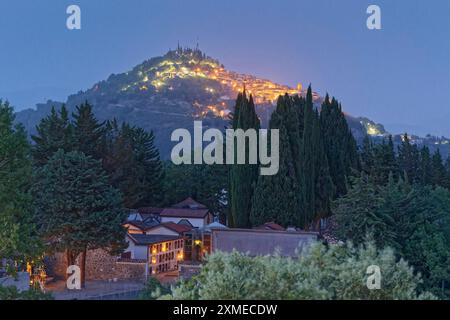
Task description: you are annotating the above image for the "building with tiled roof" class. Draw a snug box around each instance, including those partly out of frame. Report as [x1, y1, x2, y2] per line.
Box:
[159, 198, 213, 228]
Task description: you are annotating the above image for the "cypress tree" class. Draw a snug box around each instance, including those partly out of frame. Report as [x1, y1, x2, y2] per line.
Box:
[250, 96, 301, 227]
[299, 86, 316, 229]
[319, 95, 359, 196]
[312, 108, 335, 221]
[228, 91, 260, 227]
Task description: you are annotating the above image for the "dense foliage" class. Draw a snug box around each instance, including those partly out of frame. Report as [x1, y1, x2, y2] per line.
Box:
[334, 135, 450, 298]
[164, 241, 434, 300]
[163, 162, 227, 220]
[0, 285, 53, 300]
[32, 150, 127, 285]
[228, 92, 260, 227]
[0, 101, 41, 264]
[32, 102, 164, 208]
[246, 87, 358, 229]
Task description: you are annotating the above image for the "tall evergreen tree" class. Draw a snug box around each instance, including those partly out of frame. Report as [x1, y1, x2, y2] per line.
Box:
[320, 95, 359, 196]
[118, 124, 163, 207]
[312, 108, 335, 221]
[430, 149, 447, 188]
[250, 96, 301, 226]
[398, 134, 420, 183]
[32, 150, 127, 287]
[418, 146, 433, 186]
[360, 135, 375, 175]
[299, 86, 316, 228]
[370, 136, 398, 185]
[32, 105, 73, 165]
[295, 86, 335, 229]
[0, 101, 41, 262]
[228, 91, 260, 227]
[72, 102, 106, 160]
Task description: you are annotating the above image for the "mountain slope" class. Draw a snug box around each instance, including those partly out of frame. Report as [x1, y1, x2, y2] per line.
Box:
[15, 47, 450, 158]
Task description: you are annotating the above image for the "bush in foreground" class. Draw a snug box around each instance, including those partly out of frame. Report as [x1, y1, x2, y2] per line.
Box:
[0, 285, 53, 300]
[165, 241, 435, 300]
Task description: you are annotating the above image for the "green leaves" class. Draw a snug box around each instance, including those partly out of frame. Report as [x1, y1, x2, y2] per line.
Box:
[170, 241, 434, 300]
[229, 91, 260, 228]
[333, 175, 450, 297]
[32, 150, 127, 255]
[0, 100, 40, 262]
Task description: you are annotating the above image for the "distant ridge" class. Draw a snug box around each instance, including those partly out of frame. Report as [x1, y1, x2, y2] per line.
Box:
[15, 47, 450, 158]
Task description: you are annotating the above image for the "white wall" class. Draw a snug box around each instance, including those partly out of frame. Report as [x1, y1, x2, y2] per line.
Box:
[125, 237, 148, 260]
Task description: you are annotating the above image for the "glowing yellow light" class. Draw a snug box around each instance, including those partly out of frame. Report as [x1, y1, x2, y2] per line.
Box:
[194, 240, 202, 246]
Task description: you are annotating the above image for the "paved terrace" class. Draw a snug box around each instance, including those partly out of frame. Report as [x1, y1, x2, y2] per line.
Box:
[46, 272, 178, 300]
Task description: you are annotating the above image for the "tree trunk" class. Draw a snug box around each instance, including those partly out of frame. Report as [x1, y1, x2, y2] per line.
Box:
[80, 248, 87, 288]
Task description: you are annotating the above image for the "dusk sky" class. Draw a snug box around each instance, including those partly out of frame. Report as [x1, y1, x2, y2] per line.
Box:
[1, 0, 449, 136]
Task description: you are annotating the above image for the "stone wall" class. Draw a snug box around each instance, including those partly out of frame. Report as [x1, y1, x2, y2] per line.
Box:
[46, 249, 146, 281]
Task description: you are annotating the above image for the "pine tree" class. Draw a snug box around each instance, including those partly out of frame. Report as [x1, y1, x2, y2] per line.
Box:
[430, 149, 447, 187]
[418, 146, 433, 185]
[72, 102, 106, 160]
[32, 150, 127, 287]
[398, 134, 420, 183]
[228, 91, 260, 227]
[332, 173, 386, 245]
[32, 105, 73, 166]
[103, 121, 163, 208]
[371, 136, 398, 185]
[360, 135, 375, 175]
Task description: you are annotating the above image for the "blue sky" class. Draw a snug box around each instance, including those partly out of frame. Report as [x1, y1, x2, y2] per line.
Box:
[1, 0, 449, 136]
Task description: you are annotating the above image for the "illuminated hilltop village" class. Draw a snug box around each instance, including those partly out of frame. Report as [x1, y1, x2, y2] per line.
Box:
[116, 46, 319, 119]
[16, 46, 450, 159]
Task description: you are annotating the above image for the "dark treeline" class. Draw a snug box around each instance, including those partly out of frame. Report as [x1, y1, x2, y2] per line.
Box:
[230, 86, 358, 229]
[29, 102, 163, 286]
[226, 88, 450, 297]
[335, 133, 450, 297]
[32, 103, 163, 208]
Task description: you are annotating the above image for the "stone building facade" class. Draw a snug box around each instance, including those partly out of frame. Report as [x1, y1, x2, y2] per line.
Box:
[46, 249, 146, 281]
